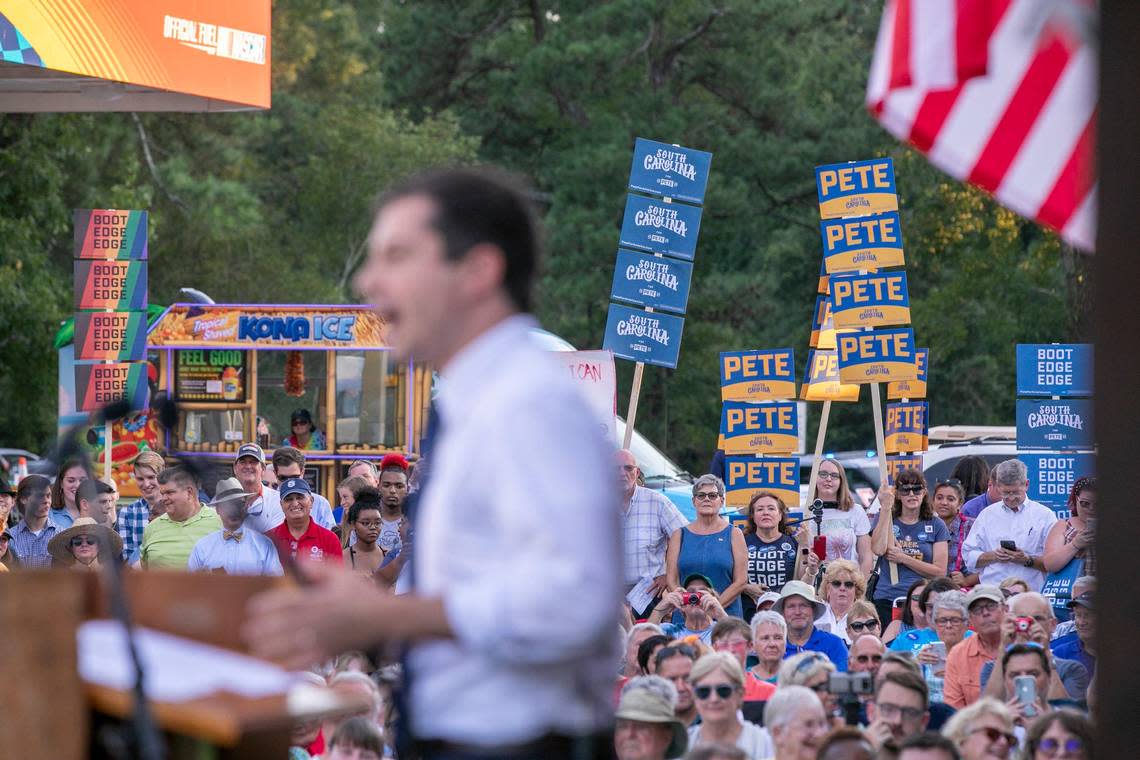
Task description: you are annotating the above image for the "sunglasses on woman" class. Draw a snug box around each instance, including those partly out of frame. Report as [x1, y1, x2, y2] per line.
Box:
[898, 485, 925, 494]
[70, 535, 97, 548]
[1036, 737, 1085, 757]
[693, 684, 736, 700]
[971, 726, 1017, 746]
[830, 580, 856, 589]
[849, 619, 880, 633]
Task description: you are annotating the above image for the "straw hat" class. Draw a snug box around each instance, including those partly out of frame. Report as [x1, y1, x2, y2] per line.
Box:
[615, 679, 688, 758]
[48, 517, 122, 566]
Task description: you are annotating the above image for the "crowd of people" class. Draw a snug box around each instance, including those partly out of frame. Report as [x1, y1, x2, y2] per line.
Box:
[0, 437, 1097, 760]
[0, 165, 1098, 760]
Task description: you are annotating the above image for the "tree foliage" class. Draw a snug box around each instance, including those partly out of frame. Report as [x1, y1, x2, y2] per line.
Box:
[0, 0, 1090, 469]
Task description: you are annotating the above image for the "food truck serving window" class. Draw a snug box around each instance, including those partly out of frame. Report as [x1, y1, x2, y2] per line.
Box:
[335, 351, 406, 451]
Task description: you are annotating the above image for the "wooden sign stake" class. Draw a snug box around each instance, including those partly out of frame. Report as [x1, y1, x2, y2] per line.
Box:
[805, 400, 832, 506]
[870, 381, 899, 584]
[623, 362, 645, 449]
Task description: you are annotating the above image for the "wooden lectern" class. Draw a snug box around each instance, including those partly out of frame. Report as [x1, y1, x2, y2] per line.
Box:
[0, 570, 366, 760]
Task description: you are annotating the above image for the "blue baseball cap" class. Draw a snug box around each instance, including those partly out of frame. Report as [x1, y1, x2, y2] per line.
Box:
[279, 478, 312, 499]
[234, 442, 265, 464]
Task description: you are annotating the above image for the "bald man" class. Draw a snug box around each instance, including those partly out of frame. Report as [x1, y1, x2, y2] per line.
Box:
[618, 449, 687, 615]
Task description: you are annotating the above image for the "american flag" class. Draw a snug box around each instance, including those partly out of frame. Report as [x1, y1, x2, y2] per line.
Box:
[867, 0, 1097, 251]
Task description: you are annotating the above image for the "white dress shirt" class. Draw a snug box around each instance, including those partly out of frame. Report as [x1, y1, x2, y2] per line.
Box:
[310, 493, 337, 531]
[243, 487, 285, 533]
[186, 528, 284, 575]
[408, 315, 621, 746]
[962, 498, 1058, 590]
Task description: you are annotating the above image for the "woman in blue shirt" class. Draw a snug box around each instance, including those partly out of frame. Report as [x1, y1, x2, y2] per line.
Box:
[666, 474, 747, 618]
[871, 469, 950, 628]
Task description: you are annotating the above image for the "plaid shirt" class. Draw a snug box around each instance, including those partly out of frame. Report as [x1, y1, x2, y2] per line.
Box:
[10, 520, 60, 569]
[117, 498, 150, 562]
[621, 485, 687, 585]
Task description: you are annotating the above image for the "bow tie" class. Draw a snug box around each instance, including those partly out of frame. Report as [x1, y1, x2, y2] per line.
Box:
[223, 530, 244, 542]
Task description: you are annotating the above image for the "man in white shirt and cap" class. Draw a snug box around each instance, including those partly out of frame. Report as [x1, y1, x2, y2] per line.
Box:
[245, 167, 619, 759]
[187, 478, 283, 576]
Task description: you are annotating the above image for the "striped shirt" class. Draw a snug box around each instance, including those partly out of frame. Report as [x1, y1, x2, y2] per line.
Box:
[621, 485, 687, 586]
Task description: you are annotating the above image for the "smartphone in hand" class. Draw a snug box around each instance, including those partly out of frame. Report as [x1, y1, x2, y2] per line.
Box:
[1000, 539, 1018, 551]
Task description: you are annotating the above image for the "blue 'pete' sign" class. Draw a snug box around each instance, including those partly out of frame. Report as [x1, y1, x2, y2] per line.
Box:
[628, 138, 712, 205]
[602, 303, 684, 369]
[1016, 344, 1093, 397]
[610, 249, 693, 314]
[1018, 453, 1096, 511]
[619, 194, 703, 261]
[1016, 399, 1094, 450]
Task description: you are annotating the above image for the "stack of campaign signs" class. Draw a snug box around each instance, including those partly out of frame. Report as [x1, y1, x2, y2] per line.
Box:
[718, 350, 800, 514]
[812, 158, 930, 485]
[1015, 344, 1095, 618]
[602, 138, 711, 369]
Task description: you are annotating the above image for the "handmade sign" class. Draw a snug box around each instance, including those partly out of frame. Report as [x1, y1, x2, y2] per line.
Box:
[549, 350, 618, 439]
[618, 194, 703, 260]
[1016, 399, 1094, 451]
[1018, 453, 1096, 512]
[73, 209, 148, 260]
[819, 211, 905, 273]
[602, 303, 685, 369]
[836, 328, 918, 384]
[628, 138, 713, 204]
[724, 455, 799, 509]
[1015, 344, 1093, 397]
[800, 349, 861, 402]
[884, 401, 929, 453]
[74, 260, 148, 311]
[610, 249, 693, 314]
[815, 157, 898, 219]
[74, 362, 148, 412]
[718, 401, 799, 455]
[886, 454, 923, 485]
[720, 349, 796, 402]
[887, 348, 929, 400]
[73, 311, 147, 362]
[829, 271, 911, 329]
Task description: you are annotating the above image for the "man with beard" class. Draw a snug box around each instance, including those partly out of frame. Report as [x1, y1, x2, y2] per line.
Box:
[376, 453, 409, 556]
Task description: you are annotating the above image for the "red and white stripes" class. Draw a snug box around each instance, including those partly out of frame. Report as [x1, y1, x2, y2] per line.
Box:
[867, 0, 1097, 251]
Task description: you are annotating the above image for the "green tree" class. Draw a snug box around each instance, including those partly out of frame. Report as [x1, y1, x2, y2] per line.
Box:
[374, 0, 1089, 470]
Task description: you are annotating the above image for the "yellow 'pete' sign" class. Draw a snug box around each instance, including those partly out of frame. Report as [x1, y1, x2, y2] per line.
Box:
[887, 348, 929, 400]
[884, 401, 929, 454]
[886, 454, 924, 485]
[800, 349, 860, 402]
[819, 212, 906, 273]
[724, 455, 800, 509]
[720, 349, 796, 402]
[815, 158, 899, 220]
[718, 401, 799, 455]
[829, 271, 911, 329]
[836, 328, 918, 384]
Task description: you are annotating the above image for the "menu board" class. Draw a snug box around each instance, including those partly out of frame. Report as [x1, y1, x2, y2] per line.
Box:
[175, 349, 246, 402]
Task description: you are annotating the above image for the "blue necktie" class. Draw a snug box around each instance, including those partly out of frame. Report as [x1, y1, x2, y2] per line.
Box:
[394, 402, 440, 757]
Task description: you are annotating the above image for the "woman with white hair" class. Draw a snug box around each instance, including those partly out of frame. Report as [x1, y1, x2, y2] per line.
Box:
[777, 652, 839, 725]
[941, 697, 1018, 760]
[666, 474, 747, 617]
[748, 611, 787, 684]
[686, 653, 772, 758]
[763, 685, 830, 760]
[917, 590, 971, 703]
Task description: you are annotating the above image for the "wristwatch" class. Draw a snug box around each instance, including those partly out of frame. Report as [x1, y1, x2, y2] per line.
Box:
[1023, 556, 1034, 568]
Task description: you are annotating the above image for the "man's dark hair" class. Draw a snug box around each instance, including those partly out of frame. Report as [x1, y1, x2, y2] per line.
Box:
[636, 634, 671, 674]
[77, 478, 114, 506]
[817, 726, 876, 760]
[898, 732, 961, 759]
[949, 455, 990, 500]
[272, 446, 306, 471]
[348, 487, 383, 523]
[654, 643, 699, 671]
[1002, 643, 1052, 675]
[327, 716, 384, 755]
[875, 670, 929, 709]
[377, 166, 541, 312]
[157, 466, 196, 489]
